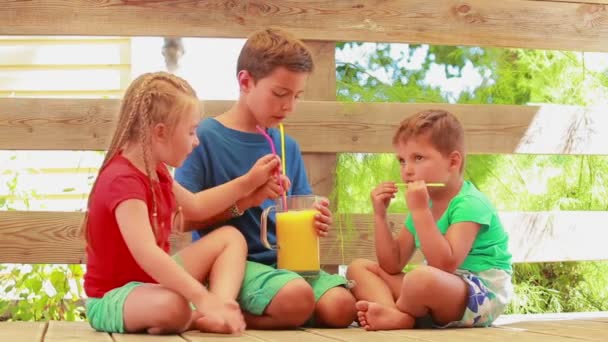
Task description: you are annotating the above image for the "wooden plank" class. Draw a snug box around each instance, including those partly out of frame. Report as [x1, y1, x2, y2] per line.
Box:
[304, 328, 417, 342]
[44, 321, 111, 342]
[322, 211, 608, 265]
[0, 321, 47, 342]
[114, 333, 186, 341]
[3, 98, 608, 155]
[301, 41, 338, 199]
[498, 320, 605, 341]
[384, 326, 588, 342]
[3, 1, 608, 52]
[0, 211, 187, 264]
[182, 331, 259, 342]
[244, 329, 337, 341]
[2, 210, 608, 264]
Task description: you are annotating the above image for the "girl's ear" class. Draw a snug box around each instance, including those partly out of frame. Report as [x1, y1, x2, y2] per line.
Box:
[237, 70, 254, 93]
[152, 122, 169, 142]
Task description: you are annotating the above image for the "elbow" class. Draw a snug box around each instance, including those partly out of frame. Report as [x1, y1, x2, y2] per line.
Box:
[377, 260, 402, 275]
[427, 259, 459, 274]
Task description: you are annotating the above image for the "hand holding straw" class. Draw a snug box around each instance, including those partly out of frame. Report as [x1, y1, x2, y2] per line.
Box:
[255, 125, 288, 209]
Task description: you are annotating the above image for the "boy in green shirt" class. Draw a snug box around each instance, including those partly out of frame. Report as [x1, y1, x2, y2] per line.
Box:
[347, 109, 513, 330]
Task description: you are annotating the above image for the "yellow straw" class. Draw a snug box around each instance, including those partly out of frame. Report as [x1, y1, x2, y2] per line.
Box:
[395, 183, 445, 187]
[279, 123, 286, 176]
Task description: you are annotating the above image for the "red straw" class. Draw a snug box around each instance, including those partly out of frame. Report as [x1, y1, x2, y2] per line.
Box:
[256, 125, 288, 209]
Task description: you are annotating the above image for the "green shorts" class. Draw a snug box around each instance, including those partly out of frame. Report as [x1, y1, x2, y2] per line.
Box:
[86, 255, 186, 333]
[237, 261, 348, 316]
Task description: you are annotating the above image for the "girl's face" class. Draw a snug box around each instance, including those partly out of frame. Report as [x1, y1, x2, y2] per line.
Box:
[154, 102, 200, 168]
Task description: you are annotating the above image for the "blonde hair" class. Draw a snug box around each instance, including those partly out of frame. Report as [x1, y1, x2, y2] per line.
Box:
[393, 109, 465, 172]
[237, 27, 314, 81]
[81, 72, 198, 243]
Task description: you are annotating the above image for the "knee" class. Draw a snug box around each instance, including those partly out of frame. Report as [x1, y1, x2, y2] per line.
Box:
[315, 288, 357, 328]
[147, 292, 191, 333]
[346, 258, 378, 279]
[270, 279, 315, 327]
[213, 225, 247, 249]
[402, 265, 440, 294]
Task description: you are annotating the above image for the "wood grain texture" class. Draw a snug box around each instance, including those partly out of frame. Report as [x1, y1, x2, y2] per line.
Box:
[2, 210, 607, 264]
[300, 41, 338, 198]
[3, 98, 608, 155]
[0, 322, 47, 342]
[3, 1, 608, 52]
[44, 321, 111, 342]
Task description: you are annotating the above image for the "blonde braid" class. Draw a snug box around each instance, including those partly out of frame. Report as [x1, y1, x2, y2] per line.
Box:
[80, 73, 160, 242]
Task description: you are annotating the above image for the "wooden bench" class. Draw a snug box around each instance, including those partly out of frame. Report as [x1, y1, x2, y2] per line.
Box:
[2, 1, 608, 340]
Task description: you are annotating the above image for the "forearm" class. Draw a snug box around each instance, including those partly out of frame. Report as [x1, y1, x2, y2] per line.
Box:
[411, 209, 456, 271]
[184, 175, 253, 222]
[374, 214, 403, 274]
[182, 197, 254, 232]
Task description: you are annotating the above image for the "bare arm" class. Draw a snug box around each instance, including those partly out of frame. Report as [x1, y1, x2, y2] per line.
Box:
[173, 155, 281, 228]
[180, 176, 287, 232]
[116, 199, 209, 303]
[371, 181, 415, 274]
[407, 181, 480, 273]
[374, 215, 416, 274]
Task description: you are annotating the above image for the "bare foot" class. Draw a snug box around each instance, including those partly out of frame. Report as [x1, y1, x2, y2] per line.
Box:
[355, 301, 414, 331]
[191, 315, 232, 334]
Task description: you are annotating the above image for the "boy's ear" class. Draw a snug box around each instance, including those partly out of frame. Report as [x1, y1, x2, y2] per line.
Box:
[237, 70, 254, 93]
[449, 150, 463, 171]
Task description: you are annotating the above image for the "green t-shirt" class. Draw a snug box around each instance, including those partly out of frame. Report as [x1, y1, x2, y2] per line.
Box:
[405, 181, 512, 273]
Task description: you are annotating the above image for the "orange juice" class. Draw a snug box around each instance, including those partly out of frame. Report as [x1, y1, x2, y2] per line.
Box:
[276, 209, 320, 276]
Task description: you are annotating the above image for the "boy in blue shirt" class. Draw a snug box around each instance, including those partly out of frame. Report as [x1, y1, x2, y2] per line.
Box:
[175, 28, 356, 329]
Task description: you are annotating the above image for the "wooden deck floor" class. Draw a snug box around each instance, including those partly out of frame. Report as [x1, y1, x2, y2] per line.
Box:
[1, 312, 607, 341]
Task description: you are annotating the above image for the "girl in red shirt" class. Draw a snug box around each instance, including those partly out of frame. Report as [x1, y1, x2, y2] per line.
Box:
[83, 72, 282, 335]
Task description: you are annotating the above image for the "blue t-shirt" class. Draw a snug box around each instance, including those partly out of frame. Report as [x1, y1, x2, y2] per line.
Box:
[175, 118, 312, 265]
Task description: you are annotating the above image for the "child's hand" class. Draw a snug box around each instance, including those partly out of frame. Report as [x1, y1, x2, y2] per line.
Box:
[194, 293, 245, 334]
[370, 182, 398, 216]
[247, 179, 284, 207]
[405, 180, 430, 212]
[246, 154, 281, 188]
[313, 198, 332, 237]
[278, 174, 291, 193]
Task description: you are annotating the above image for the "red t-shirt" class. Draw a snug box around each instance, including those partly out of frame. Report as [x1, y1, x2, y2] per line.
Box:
[84, 153, 175, 298]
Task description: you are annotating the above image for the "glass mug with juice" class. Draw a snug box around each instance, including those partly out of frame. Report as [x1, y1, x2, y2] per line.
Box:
[260, 195, 322, 278]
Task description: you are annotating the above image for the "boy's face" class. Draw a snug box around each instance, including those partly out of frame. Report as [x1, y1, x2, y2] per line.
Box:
[395, 132, 461, 186]
[240, 66, 308, 128]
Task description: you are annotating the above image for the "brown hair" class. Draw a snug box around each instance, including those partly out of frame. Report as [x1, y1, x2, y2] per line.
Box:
[81, 72, 198, 243]
[237, 27, 314, 81]
[393, 109, 465, 171]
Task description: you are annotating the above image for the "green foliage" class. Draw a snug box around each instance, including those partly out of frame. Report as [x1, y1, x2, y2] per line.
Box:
[0, 265, 85, 321]
[335, 42, 608, 314]
[1, 157, 86, 321]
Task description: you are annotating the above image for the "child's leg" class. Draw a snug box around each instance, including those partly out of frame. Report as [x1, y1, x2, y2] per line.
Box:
[122, 283, 192, 334]
[310, 273, 357, 328]
[357, 265, 467, 330]
[239, 261, 316, 329]
[175, 226, 247, 300]
[173, 226, 247, 332]
[346, 258, 404, 307]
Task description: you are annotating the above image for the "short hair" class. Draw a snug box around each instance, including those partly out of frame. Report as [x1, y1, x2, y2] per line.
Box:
[393, 109, 465, 170]
[236, 27, 314, 81]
